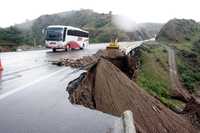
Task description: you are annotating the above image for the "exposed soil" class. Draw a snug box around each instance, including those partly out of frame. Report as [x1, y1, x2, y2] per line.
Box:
[182, 97, 200, 130]
[63, 49, 124, 68]
[66, 49, 197, 133]
[64, 49, 138, 79]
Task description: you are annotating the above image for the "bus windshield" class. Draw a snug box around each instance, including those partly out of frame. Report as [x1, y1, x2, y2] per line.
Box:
[46, 27, 63, 41]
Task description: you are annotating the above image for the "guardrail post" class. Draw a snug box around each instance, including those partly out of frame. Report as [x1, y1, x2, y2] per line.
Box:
[121, 110, 136, 133]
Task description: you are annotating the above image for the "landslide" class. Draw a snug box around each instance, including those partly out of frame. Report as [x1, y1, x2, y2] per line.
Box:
[182, 97, 200, 130]
[64, 49, 138, 79]
[66, 52, 197, 133]
[156, 19, 200, 42]
[63, 49, 124, 68]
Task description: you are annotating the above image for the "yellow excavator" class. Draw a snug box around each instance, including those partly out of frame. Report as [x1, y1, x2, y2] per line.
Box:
[106, 33, 119, 49]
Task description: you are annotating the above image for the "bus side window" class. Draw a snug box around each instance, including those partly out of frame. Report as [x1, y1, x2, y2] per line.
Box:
[63, 28, 67, 41]
[82, 32, 88, 37]
[80, 31, 84, 37]
[67, 29, 89, 37]
[68, 30, 74, 36]
[74, 30, 78, 36]
[76, 30, 81, 37]
[85, 32, 89, 37]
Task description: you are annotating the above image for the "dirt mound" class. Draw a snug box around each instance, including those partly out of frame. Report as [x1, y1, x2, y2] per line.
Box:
[67, 58, 197, 133]
[63, 49, 125, 68]
[182, 97, 200, 130]
[64, 49, 138, 79]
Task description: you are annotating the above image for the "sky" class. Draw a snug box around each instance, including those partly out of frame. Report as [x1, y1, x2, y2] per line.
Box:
[0, 0, 200, 27]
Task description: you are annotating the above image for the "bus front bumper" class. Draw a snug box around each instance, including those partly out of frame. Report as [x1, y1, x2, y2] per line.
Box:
[46, 44, 64, 49]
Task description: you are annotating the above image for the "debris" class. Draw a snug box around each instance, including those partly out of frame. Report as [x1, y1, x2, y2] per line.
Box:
[50, 60, 64, 66]
[63, 49, 125, 68]
[64, 49, 138, 79]
[182, 97, 200, 130]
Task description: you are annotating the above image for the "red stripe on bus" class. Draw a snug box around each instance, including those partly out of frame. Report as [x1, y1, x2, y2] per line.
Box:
[67, 41, 80, 49]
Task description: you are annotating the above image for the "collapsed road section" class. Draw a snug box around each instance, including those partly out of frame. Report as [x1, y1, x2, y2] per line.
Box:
[65, 49, 197, 133]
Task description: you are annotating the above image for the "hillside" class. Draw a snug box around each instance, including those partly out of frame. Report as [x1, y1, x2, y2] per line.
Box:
[139, 18, 200, 130]
[156, 19, 200, 93]
[156, 19, 200, 42]
[0, 9, 162, 51]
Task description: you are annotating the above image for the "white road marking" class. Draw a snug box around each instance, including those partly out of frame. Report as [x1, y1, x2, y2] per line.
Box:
[0, 67, 68, 100]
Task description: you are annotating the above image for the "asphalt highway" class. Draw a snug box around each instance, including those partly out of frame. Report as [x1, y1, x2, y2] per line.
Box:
[0, 44, 120, 133]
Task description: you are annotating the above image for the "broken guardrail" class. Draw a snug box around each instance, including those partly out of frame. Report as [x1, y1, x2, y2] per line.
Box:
[120, 38, 155, 55]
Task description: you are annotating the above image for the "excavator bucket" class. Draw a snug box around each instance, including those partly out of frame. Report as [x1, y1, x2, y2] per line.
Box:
[106, 39, 119, 49]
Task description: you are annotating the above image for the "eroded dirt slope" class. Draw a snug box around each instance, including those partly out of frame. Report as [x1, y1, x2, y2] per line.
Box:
[67, 57, 197, 133]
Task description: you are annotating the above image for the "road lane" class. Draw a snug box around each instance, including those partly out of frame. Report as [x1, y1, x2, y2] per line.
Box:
[0, 67, 67, 100]
[0, 66, 118, 133]
[0, 41, 145, 133]
[0, 44, 107, 93]
[0, 43, 107, 75]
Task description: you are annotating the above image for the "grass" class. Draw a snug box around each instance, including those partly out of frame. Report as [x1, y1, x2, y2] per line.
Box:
[173, 42, 193, 52]
[168, 37, 200, 93]
[137, 43, 170, 97]
[136, 42, 184, 110]
[160, 39, 200, 93]
[175, 43, 200, 92]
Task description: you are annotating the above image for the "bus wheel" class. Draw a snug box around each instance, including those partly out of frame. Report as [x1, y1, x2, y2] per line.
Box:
[80, 44, 85, 50]
[65, 44, 70, 52]
[52, 48, 56, 52]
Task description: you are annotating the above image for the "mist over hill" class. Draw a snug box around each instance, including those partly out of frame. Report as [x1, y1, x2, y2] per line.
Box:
[0, 9, 163, 48]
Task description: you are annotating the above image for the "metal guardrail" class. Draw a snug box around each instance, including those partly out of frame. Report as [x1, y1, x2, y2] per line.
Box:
[121, 110, 136, 133]
[119, 38, 155, 55]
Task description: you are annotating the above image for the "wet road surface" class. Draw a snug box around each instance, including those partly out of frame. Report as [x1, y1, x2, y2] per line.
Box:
[0, 44, 120, 133]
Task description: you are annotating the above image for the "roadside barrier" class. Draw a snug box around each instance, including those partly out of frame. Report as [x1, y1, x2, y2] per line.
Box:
[121, 110, 136, 133]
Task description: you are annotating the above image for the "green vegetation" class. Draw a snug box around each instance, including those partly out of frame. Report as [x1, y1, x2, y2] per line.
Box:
[137, 43, 184, 109]
[0, 27, 24, 44]
[175, 41, 200, 92]
[137, 43, 170, 97]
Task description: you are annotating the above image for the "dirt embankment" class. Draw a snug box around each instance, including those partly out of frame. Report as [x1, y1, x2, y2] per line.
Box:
[66, 49, 197, 133]
[63, 49, 124, 67]
[182, 97, 200, 130]
[64, 49, 138, 79]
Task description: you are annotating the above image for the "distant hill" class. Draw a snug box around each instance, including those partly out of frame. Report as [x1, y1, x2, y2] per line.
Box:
[0, 9, 163, 48]
[156, 19, 200, 42]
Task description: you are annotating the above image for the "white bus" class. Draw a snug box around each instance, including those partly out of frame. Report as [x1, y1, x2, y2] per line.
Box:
[45, 25, 89, 52]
